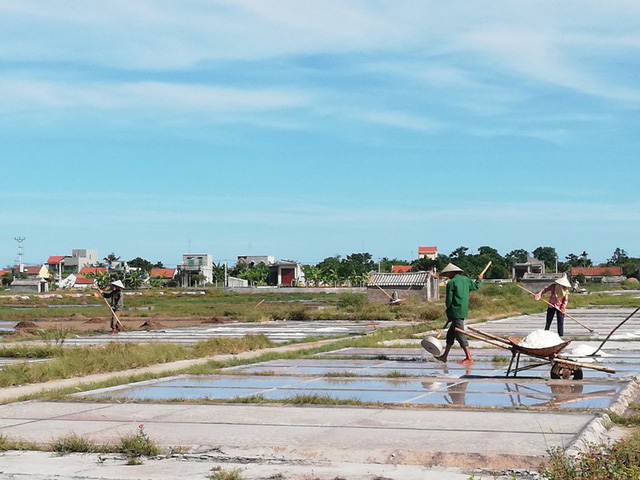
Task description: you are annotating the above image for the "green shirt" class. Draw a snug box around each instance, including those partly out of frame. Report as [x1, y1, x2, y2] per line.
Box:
[445, 274, 482, 319]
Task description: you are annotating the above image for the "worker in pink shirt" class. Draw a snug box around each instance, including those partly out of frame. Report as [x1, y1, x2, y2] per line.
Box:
[535, 276, 571, 336]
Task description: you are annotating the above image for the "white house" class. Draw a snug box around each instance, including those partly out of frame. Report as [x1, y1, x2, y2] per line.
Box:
[177, 254, 214, 287]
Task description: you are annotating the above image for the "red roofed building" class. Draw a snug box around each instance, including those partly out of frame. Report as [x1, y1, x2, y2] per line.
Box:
[391, 265, 412, 273]
[418, 246, 438, 260]
[572, 266, 623, 277]
[150, 268, 176, 279]
[79, 266, 106, 276]
[73, 274, 95, 288]
[47, 255, 67, 265]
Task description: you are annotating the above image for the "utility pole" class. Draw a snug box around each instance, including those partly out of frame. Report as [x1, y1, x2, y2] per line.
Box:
[14, 237, 25, 273]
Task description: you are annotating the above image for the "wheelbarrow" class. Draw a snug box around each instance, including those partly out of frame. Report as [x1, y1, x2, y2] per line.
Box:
[457, 326, 616, 379]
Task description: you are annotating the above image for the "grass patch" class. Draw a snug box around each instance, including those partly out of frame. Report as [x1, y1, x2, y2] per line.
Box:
[117, 424, 161, 459]
[51, 433, 103, 454]
[541, 430, 640, 479]
[610, 413, 640, 427]
[491, 355, 511, 363]
[0, 434, 38, 451]
[0, 334, 274, 388]
[385, 371, 409, 377]
[282, 393, 366, 406]
[209, 467, 246, 480]
[325, 371, 357, 377]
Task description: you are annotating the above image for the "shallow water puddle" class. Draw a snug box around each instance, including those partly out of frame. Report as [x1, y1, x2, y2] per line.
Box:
[82, 373, 622, 409]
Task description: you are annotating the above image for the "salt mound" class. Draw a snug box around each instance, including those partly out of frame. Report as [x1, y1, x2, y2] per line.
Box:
[567, 344, 609, 358]
[519, 329, 564, 349]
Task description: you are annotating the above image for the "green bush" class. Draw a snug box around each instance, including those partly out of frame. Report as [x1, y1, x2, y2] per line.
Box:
[118, 424, 161, 458]
[337, 293, 366, 309]
[541, 432, 640, 479]
[285, 306, 310, 320]
[420, 304, 443, 321]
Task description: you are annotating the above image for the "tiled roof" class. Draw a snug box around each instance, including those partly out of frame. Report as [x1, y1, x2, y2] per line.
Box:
[571, 266, 623, 277]
[25, 265, 42, 275]
[74, 274, 95, 284]
[418, 246, 437, 253]
[150, 268, 176, 279]
[47, 255, 66, 264]
[0, 269, 10, 276]
[391, 265, 412, 273]
[79, 266, 106, 275]
[368, 271, 431, 286]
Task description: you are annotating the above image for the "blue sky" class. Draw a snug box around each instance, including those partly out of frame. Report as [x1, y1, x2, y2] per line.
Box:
[1, 1, 639, 267]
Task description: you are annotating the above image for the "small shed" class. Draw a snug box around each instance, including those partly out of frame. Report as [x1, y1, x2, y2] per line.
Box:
[367, 272, 439, 303]
[267, 260, 305, 287]
[9, 278, 49, 294]
[512, 257, 546, 279]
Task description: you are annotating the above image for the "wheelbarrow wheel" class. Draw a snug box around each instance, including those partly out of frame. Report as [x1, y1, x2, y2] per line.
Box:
[551, 363, 583, 380]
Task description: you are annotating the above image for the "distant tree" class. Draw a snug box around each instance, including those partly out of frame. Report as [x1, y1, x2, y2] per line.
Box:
[411, 254, 450, 272]
[317, 256, 344, 285]
[103, 253, 120, 265]
[339, 253, 375, 279]
[605, 247, 639, 278]
[565, 252, 592, 268]
[211, 262, 225, 285]
[505, 249, 529, 267]
[1, 272, 13, 286]
[532, 246, 558, 271]
[303, 265, 321, 286]
[128, 257, 154, 272]
[609, 247, 629, 264]
[153, 261, 165, 269]
[450, 246, 469, 260]
[379, 257, 409, 273]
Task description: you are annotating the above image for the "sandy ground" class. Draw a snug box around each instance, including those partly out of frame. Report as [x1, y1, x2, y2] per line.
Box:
[5, 316, 230, 336]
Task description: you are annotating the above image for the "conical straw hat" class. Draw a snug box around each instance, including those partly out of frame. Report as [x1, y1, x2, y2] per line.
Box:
[111, 280, 125, 289]
[555, 276, 571, 288]
[441, 263, 463, 274]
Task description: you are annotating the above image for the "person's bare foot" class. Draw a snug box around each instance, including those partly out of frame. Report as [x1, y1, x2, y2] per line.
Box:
[460, 358, 474, 365]
[435, 354, 447, 363]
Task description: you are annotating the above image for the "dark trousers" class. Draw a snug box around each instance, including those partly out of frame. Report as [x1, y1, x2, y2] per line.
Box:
[545, 307, 564, 336]
[446, 317, 469, 348]
[110, 309, 120, 331]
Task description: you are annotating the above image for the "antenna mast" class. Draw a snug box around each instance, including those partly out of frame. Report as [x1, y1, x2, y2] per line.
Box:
[14, 237, 25, 273]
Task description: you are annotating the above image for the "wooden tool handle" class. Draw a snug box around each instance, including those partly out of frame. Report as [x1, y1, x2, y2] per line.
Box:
[516, 284, 594, 333]
[479, 261, 492, 277]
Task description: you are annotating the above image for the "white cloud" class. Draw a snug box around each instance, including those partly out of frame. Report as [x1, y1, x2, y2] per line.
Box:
[0, 78, 308, 111]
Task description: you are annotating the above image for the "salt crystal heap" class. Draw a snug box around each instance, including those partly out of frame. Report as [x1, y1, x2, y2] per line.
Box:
[518, 329, 564, 349]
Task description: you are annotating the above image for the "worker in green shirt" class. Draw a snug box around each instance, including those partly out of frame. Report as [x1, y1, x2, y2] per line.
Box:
[435, 263, 483, 365]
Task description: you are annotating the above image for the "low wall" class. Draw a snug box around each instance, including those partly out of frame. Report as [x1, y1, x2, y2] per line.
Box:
[223, 287, 366, 294]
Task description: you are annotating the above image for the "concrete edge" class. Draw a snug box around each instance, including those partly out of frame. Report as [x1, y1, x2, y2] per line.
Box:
[565, 373, 640, 457]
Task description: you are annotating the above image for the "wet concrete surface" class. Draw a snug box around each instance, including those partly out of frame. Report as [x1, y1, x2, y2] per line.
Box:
[475, 307, 640, 340]
[2, 306, 640, 476]
[82, 372, 622, 409]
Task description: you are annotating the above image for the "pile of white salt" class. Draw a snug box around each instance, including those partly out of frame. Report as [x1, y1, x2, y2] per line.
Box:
[518, 329, 564, 349]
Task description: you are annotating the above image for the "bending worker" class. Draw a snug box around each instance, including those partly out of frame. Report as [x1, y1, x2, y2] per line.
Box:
[435, 263, 483, 365]
[535, 275, 571, 336]
[101, 280, 125, 333]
